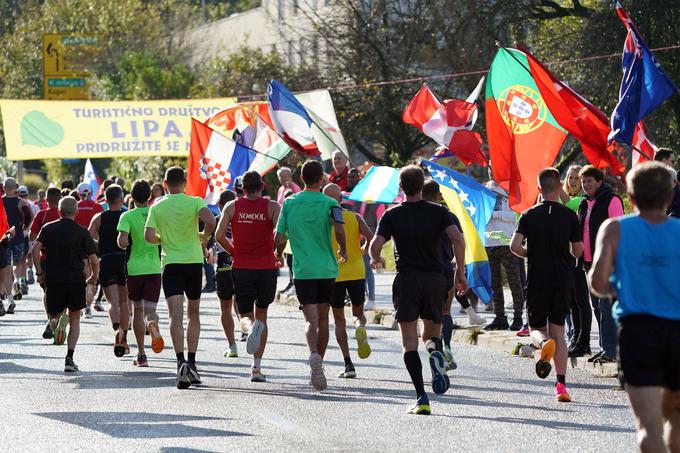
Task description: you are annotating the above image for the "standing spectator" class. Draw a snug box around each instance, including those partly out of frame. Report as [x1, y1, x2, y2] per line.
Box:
[276, 167, 301, 205]
[653, 148, 680, 217]
[329, 150, 349, 191]
[36, 189, 48, 211]
[578, 165, 624, 364]
[562, 165, 584, 211]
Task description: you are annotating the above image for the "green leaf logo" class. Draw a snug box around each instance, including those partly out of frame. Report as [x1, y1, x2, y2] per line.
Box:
[21, 111, 65, 147]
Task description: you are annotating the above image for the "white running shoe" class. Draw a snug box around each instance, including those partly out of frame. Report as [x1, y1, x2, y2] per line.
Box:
[246, 320, 265, 355]
[363, 299, 376, 311]
[309, 352, 327, 391]
[465, 307, 486, 326]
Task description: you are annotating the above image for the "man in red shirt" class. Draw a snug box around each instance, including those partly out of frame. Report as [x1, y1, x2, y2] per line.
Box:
[215, 171, 282, 383]
[329, 150, 349, 192]
[75, 182, 104, 314]
[29, 187, 61, 339]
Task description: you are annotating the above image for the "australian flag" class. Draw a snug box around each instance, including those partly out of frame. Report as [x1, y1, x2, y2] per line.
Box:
[608, 2, 677, 145]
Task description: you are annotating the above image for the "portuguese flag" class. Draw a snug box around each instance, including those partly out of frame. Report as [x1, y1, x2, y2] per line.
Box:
[485, 48, 567, 213]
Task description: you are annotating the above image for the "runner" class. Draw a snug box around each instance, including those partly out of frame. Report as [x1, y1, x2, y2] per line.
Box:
[29, 187, 61, 339]
[2, 177, 34, 307]
[216, 171, 280, 383]
[274, 160, 347, 391]
[322, 183, 373, 379]
[18, 185, 38, 290]
[145, 166, 216, 389]
[589, 162, 680, 452]
[75, 182, 104, 314]
[510, 168, 583, 403]
[369, 165, 467, 415]
[117, 180, 164, 368]
[89, 185, 129, 355]
[32, 196, 98, 372]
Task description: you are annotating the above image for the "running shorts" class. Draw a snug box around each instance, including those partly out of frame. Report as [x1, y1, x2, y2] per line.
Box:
[99, 254, 126, 287]
[232, 269, 277, 314]
[294, 278, 334, 306]
[331, 279, 366, 309]
[39, 260, 48, 291]
[46, 284, 86, 315]
[526, 286, 570, 328]
[126, 274, 161, 303]
[162, 263, 202, 300]
[4, 241, 25, 265]
[618, 314, 680, 391]
[392, 271, 446, 323]
[0, 243, 9, 269]
[215, 270, 234, 301]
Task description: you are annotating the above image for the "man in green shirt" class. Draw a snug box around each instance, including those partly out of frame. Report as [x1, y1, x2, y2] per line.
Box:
[117, 180, 164, 368]
[144, 167, 216, 389]
[274, 160, 347, 391]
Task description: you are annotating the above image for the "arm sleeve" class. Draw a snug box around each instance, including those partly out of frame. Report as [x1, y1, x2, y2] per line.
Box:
[376, 210, 393, 241]
[117, 213, 130, 233]
[275, 201, 288, 234]
[608, 197, 624, 218]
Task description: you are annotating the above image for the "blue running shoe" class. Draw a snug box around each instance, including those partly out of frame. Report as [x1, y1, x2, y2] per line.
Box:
[429, 351, 450, 395]
[407, 395, 431, 415]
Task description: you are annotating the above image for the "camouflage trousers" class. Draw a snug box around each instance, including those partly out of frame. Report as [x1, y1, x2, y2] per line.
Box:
[486, 246, 525, 318]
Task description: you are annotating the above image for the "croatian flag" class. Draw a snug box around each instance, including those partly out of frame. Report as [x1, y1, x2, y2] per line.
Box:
[267, 80, 320, 157]
[346, 166, 400, 204]
[186, 119, 256, 206]
[83, 159, 101, 201]
[609, 2, 677, 145]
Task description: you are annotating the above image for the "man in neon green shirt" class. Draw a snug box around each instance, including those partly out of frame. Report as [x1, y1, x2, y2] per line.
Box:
[144, 167, 216, 389]
[275, 160, 347, 391]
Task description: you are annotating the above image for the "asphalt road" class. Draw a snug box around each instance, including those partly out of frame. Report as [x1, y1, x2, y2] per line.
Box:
[0, 278, 635, 452]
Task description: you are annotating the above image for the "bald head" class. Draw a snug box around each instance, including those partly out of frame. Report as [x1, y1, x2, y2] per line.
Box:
[323, 183, 342, 203]
[58, 196, 78, 218]
[3, 177, 17, 194]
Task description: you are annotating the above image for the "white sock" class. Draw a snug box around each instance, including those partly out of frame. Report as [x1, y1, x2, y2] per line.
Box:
[253, 358, 262, 369]
[465, 306, 477, 317]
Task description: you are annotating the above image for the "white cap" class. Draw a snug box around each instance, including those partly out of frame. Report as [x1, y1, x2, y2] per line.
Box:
[17, 185, 28, 195]
[76, 182, 92, 194]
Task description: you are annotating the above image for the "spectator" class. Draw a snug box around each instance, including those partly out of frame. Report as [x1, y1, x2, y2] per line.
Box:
[276, 167, 301, 205]
[329, 150, 349, 191]
[653, 148, 680, 218]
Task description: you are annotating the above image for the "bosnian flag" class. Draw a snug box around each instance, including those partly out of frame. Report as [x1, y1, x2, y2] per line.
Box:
[268, 80, 320, 157]
[403, 80, 486, 166]
[631, 122, 658, 166]
[83, 158, 101, 201]
[186, 119, 256, 205]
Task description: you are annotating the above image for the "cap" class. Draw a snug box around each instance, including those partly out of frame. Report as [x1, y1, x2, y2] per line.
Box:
[17, 185, 28, 195]
[76, 182, 92, 194]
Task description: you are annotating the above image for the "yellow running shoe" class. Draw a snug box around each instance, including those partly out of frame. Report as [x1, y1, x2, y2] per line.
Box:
[355, 326, 371, 359]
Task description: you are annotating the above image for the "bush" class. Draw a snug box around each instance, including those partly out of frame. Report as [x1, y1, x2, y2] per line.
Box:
[22, 173, 46, 195]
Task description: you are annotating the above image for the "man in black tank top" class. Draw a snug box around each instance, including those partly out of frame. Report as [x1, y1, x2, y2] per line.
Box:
[88, 185, 130, 358]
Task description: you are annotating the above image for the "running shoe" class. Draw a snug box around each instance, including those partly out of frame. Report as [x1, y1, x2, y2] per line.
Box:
[246, 320, 265, 355]
[187, 361, 202, 385]
[240, 331, 248, 342]
[0, 302, 5, 317]
[555, 382, 571, 402]
[251, 368, 267, 383]
[443, 346, 458, 371]
[64, 357, 79, 372]
[484, 316, 509, 331]
[536, 339, 556, 379]
[429, 350, 450, 395]
[176, 362, 191, 389]
[54, 313, 69, 346]
[27, 268, 34, 285]
[309, 352, 327, 391]
[363, 299, 375, 311]
[355, 326, 371, 359]
[587, 351, 604, 363]
[83, 307, 92, 318]
[516, 324, 530, 337]
[42, 322, 53, 340]
[133, 354, 148, 367]
[148, 320, 164, 354]
[224, 343, 238, 358]
[93, 301, 104, 312]
[6, 301, 16, 315]
[20, 283, 28, 296]
[12, 282, 22, 300]
[407, 395, 431, 415]
[465, 307, 486, 326]
[337, 363, 357, 378]
[114, 331, 126, 357]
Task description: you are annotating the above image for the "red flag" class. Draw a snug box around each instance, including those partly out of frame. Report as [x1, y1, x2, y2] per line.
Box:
[0, 200, 9, 237]
[631, 122, 657, 166]
[186, 119, 212, 199]
[521, 45, 626, 175]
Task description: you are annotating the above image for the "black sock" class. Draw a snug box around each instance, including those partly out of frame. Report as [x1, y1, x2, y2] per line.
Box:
[176, 352, 185, 363]
[188, 352, 196, 364]
[66, 349, 74, 359]
[425, 337, 443, 354]
[556, 374, 566, 385]
[112, 322, 120, 331]
[123, 330, 128, 341]
[344, 356, 353, 367]
[442, 315, 454, 348]
[403, 351, 426, 398]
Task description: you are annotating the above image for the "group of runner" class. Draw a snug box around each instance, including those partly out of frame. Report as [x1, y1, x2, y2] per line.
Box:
[1, 151, 679, 450]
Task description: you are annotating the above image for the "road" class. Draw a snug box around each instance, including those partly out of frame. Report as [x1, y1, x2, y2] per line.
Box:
[0, 277, 635, 452]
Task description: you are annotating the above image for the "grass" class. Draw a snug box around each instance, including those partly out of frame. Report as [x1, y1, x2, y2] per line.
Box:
[465, 326, 483, 345]
[372, 309, 389, 324]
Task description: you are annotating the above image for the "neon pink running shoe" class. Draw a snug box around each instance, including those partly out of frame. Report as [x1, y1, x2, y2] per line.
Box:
[555, 382, 571, 402]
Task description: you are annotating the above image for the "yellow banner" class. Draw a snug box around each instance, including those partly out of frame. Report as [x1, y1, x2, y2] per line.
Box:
[0, 98, 235, 160]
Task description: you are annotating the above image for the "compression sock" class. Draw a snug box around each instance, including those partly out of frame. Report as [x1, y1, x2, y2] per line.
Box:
[66, 349, 74, 359]
[112, 322, 120, 332]
[556, 374, 566, 385]
[425, 337, 443, 354]
[187, 352, 196, 364]
[404, 351, 426, 398]
[442, 315, 454, 348]
[176, 352, 185, 364]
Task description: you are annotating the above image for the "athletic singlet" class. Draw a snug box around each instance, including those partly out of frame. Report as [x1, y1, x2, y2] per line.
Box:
[3, 197, 23, 244]
[332, 209, 365, 282]
[98, 210, 125, 256]
[230, 197, 277, 270]
[612, 215, 680, 320]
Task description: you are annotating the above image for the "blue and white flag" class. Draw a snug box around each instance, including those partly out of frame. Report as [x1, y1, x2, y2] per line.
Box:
[346, 166, 400, 204]
[83, 158, 100, 201]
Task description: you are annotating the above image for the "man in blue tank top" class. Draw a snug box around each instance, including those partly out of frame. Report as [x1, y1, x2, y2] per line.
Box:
[590, 162, 680, 453]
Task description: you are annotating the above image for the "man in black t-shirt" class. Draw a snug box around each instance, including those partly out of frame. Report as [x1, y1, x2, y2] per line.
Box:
[510, 168, 583, 403]
[32, 196, 99, 373]
[370, 165, 468, 415]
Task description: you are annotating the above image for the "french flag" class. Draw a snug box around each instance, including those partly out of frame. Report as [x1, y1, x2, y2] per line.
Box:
[267, 80, 320, 157]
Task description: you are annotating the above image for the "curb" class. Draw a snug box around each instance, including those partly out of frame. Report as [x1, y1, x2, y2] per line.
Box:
[275, 293, 617, 378]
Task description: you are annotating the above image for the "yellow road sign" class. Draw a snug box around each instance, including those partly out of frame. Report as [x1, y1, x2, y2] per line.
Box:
[43, 75, 89, 100]
[43, 34, 102, 100]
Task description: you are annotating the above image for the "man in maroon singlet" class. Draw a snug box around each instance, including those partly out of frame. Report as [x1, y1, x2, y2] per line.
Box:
[215, 171, 282, 383]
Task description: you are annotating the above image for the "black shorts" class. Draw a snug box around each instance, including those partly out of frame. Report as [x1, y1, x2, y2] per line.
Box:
[232, 269, 277, 314]
[46, 284, 86, 315]
[331, 279, 366, 309]
[216, 270, 234, 301]
[162, 263, 202, 300]
[619, 314, 680, 390]
[294, 278, 334, 306]
[39, 260, 48, 291]
[126, 274, 161, 303]
[526, 286, 571, 328]
[0, 243, 7, 269]
[392, 271, 446, 323]
[99, 254, 126, 287]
